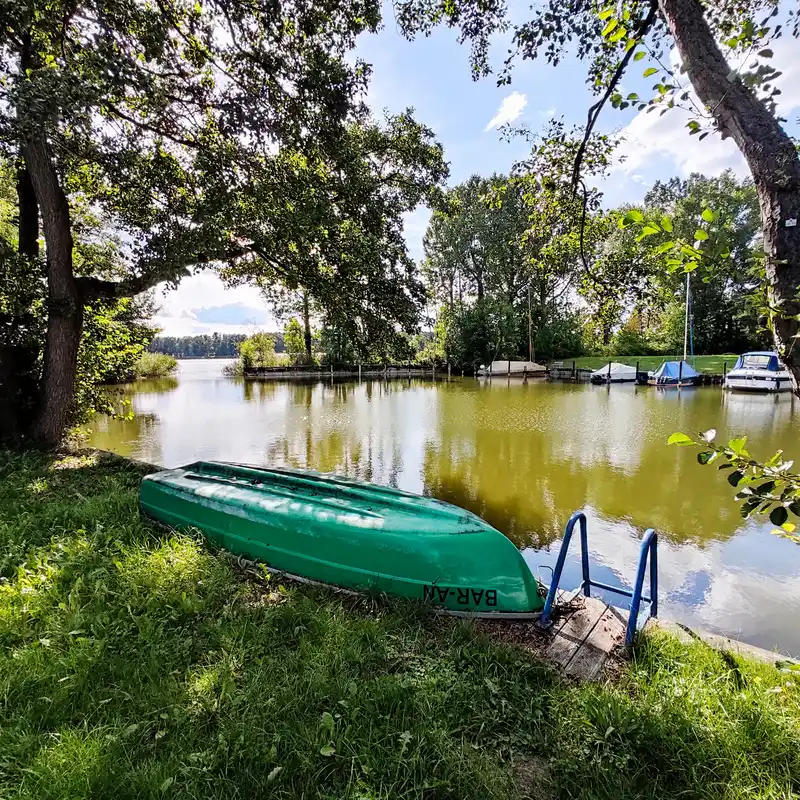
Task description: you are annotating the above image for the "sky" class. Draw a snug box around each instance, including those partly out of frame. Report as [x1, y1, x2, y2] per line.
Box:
[151, 10, 800, 337]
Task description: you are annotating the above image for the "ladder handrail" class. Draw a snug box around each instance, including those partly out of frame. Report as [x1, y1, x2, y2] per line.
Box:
[539, 511, 658, 646]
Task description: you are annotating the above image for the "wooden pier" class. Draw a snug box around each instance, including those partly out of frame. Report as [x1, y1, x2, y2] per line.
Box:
[478, 593, 627, 681]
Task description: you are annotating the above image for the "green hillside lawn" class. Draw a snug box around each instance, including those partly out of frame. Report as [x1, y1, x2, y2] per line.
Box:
[1, 450, 799, 800]
[565, 355, 739, 374]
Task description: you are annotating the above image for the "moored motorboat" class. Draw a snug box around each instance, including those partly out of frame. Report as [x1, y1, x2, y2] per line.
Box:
[590, 362, 638, 384]
[479, 360, 546, 377]
[724, 351, 791, 393]
[648, 360, 699, 388]
[139, 461, 545, 615]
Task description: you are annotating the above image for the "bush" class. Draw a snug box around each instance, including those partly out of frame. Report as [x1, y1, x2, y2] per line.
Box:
[134, 352, 178, 379]
[238, 332, 279, 369]
[607, 329, 660, 357]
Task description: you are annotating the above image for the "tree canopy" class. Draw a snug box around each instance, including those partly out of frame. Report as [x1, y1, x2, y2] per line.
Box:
[0, 0, 447, 445]
[397, 0, 800, 392]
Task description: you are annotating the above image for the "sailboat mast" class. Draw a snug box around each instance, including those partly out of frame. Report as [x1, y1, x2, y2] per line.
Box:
[683, 271, 690, 363]
[528, 283, 533, 363]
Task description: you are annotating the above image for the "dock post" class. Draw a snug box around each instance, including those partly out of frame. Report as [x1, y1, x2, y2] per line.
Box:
[448, 362, 452, 380]
[636, 360, 640, 382]
[572, 360, 576, 380]
[678, 360, 683, 386]
[330, 363, 333, 381]
[607, 360, 612, 383]
[359, 362, 361, 382]
[723, 361, 727, 383]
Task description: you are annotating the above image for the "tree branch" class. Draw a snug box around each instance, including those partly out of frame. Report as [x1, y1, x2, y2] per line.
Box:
[571, 0, 659, 190]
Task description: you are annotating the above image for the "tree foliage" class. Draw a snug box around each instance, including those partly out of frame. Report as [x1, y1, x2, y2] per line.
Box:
[669, 430, 800, 542]
[0, 0, 447, 445]
[150, 333, 250, 358]
[396, 0, 800, 393]
[238, 333, 278, 370]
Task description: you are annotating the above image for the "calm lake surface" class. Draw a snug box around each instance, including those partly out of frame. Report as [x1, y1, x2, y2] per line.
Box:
[89, 359, 800, 654]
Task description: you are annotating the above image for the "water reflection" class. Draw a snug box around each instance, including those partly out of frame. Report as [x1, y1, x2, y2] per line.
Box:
[88, 359, 800, 654]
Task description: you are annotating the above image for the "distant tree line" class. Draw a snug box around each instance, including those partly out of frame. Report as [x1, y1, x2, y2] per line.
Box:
[421, 157, 769, 368]
[150, 333, 286, 359]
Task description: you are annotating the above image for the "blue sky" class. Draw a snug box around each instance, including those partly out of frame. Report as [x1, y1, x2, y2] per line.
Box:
[153, 10, 800, 336]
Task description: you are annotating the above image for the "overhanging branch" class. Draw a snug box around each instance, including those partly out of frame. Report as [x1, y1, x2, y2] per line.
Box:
[571, 0, 659, 190]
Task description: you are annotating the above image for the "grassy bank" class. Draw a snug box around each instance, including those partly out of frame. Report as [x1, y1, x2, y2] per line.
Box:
[1, 451, 799, 799]
[135, 352, 179, 379]
[566, 355, 738, 374]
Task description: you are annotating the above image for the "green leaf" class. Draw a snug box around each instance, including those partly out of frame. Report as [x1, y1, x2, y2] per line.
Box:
[697, 451, 714, 465]
[728, 437, 748, 456]
[320, 745, 336, 757]
[667, 432, 694, 446]
[160, 777, 174, 793]
[782, 522, 797, 533]
[770, 506, 789, 526]
[643, 67, 658, 77]
[634, 50, 646, 61]
[701, 208, 717, 223]
[694, 229, 709, 241]
[321, 711, 335, 731]
[653, 241, 675, 255]
[660, 216, 673, 232]
[602, 19, 618, 37]
[727, 470, 744, 487]
[598, 7, 615, 19]
[608, 26, 627, 43]
[758, 48, 773, 58]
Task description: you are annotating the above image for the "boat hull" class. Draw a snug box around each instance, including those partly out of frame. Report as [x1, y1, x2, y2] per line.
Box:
[139, 461, 544, 614]
[647, 379, 698, 388]
[725, 372, 791, 393]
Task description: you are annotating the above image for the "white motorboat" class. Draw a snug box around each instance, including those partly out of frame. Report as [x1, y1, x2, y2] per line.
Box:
[724, 351, 792, 393]
[590, 362, 638, 383]
[479, 360, 547, 376]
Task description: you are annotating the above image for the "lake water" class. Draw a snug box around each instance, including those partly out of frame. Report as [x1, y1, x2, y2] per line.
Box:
[89, 358, 800, 655]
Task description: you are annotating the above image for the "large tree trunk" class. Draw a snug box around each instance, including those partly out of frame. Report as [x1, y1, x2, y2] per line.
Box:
[23, 135, 81, 447]
[658, 0, 800, 392]
[17, 157, 39, 257]
[302, 290, 313, 359]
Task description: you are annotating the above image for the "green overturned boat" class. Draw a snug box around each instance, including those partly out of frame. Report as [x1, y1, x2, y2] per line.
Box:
[139, 461, 544, 615]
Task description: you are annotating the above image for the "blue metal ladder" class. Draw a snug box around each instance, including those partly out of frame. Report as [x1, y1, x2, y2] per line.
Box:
[539, 511, 658, 647]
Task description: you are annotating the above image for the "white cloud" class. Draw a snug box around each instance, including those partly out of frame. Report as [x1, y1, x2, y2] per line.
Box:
[614, 37, 800, 181]
[484, 91, 527, 131]
[151, 272, 276, 336]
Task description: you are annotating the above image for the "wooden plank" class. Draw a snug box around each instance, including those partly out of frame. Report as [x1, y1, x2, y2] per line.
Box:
[564, 605, 627, 681]
[543, 597, 606, 667]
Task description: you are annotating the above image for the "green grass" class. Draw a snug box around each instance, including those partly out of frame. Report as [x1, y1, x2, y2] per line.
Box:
[1, 451, 799, 799]
[565, 355, 738, 374]
[135, 352, 179, 379]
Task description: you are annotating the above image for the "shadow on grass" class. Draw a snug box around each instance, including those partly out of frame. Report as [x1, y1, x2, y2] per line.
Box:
[0, 450, 798, 800]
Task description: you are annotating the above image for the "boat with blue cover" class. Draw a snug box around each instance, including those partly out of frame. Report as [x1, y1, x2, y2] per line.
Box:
[648, 360, 700, 388]
[139, 461, 545, 615]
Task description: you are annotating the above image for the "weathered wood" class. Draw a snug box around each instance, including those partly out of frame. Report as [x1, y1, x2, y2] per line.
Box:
[543, 597, 606, 667]
[564, 605, 626, 681]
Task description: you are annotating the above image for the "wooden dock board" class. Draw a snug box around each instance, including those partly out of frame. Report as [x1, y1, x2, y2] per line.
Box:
[563, 604, 627, 680]
[540, 595, 626, 680]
